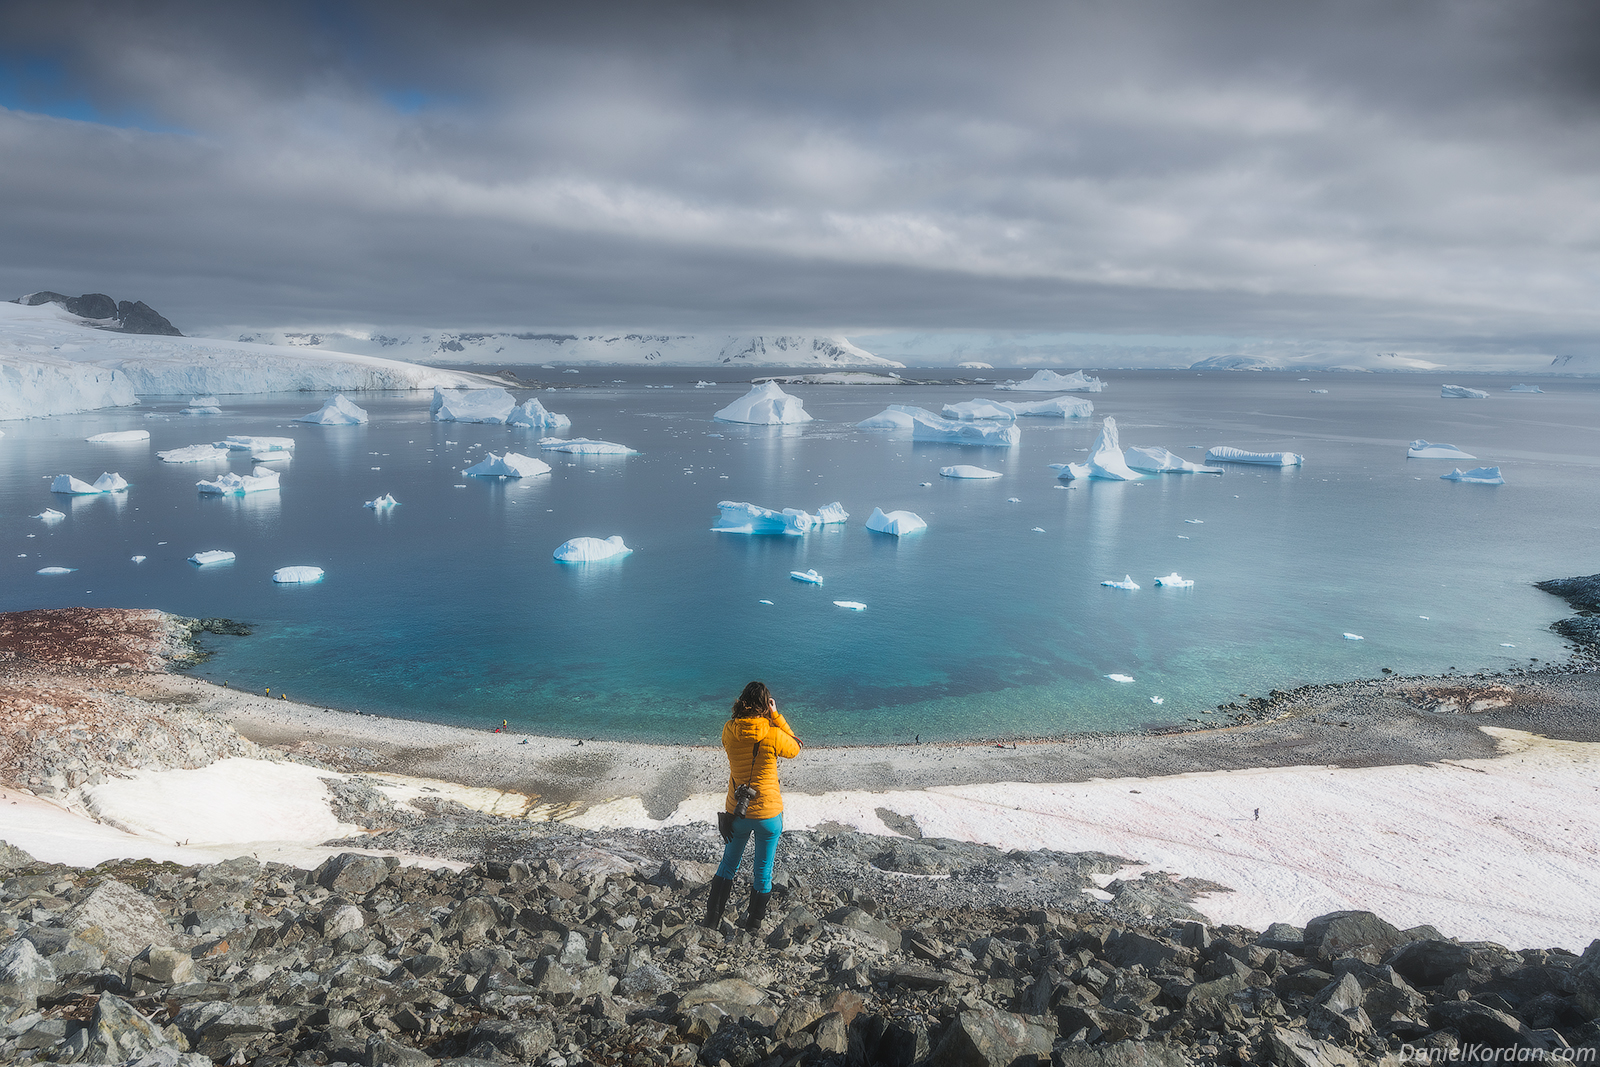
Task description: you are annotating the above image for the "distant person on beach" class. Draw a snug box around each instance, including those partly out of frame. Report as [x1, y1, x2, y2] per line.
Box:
[704, 681, 801, 932]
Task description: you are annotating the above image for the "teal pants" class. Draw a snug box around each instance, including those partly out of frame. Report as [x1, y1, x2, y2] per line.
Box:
[716, 813, 783, 893]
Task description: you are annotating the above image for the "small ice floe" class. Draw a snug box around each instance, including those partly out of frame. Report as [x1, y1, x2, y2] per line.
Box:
[563, 368, 580, 373]
[1441, 384, 1489, 399]
[508, 398, 571, 430]
[1501, 643, 1516, 647]
[695, 381, 715, 388]
[865, 507, 926, 536]
[1343, 633, 1364, 640]
[1032, 527, 1046, 533]
[1177, 535, 1189, 539]
[1206, 446, 1303, 466]
[34, 508, 64, 522]
[462, 452, 552, 478]
[1154, 573, 1193, 588]
[1050, 462, 1090, 481]
[131, 555, 145, 563]
[37, 567, 76, 575]
[940, 465, 1003, 479]
[295, 394, 369, 424]
[942, 399, 1016, 421]
[790, 569, 824, 584]
[1184, 519, 1204, 524]
[538, 438, 638, 454]
[198, 466, 281, 496]
[920, 481, 933, 487]
[272, 566, 325, 584]
[995, 369, 1105, 393]
[431, 386, 515, 423]
[1106, 673, 1134, 683]
[1101, 575, 1140, 590]
[1441, 467, 1504, 485]
[1150, 696, 1164, 704]
[1007, 497, 1021, 502]
[188, 550, 236, 566]
[856, 405, 928, 430]
[1419, 616, 1429, 620]
[911, 412, 1019, 447]
[714, 382, 813, 424]
[1509, 383, 1543, 393]
[834, 601, 867, 611]
[1125, 445, 1223, 474]
[1002, 395, 1095, 418]
[1310, 389, 1328, 394]
[364, 494, 400, 509]
[158, 443, 230, 463]
[1407, 440, 1476, 460]
[714, 500, 848, 535]
[553, 535, 632, 562]
[87, 430, 150, 443]
[181, 397, 223, 416]
[759, 599, 774, 605]
[220, 435, 295, 454]
[52, 472, 128, 494]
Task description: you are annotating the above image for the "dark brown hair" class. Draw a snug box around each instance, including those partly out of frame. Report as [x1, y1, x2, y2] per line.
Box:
[732, 680, 773, 719]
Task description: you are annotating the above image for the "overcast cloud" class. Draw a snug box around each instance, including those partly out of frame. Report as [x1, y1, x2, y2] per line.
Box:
[2, 0, 1597, 361]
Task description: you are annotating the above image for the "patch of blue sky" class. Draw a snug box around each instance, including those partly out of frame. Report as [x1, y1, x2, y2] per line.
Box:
[0, 53, 192, 134]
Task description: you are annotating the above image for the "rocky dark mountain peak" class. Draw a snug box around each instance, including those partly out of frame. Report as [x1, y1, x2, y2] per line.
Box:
[15, 291, 182, 336]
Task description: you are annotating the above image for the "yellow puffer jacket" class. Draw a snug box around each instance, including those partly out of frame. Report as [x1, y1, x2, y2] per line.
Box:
[722, 712, 800, 821]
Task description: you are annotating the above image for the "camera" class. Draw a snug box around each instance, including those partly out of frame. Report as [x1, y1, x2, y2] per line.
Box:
[732, 783, 758, 817]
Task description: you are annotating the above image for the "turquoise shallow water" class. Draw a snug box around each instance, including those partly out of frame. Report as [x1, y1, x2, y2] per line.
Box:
[2, 369, 1594, 744]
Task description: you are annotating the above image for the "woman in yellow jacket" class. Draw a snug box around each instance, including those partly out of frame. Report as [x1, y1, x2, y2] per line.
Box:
[704, 680, 801, 931]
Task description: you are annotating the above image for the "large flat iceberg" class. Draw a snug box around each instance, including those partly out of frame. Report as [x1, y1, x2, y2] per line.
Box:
[940, 465, 1003, 479]
[714, 381, 814, 424]
[1442, 466, 1504, 485]
[157, 443, 230, 463]
[272, 566, 325, 584]
[507, 397, 570, 430]
[1509, 383, 1544, 393]
[910, 412, 1020, 448]
[197, 466, 280, 495]
[553, 535, 633, 563]
[1085, 417, 1143, 480]
[220, 435, 295, 453]
[295, 394, 369, 424]
[1206, 446, 1304, 467]
[188, 550, 235, 566]
[995, 369, 1105, 392]
[432, 386, 515, 423]
[462, 452, 551, 478]
[1154, 573, 1194, 588]
[712, 500, 849, 535]
[1441, 384, 1490, 399]
[1002, 395, 1094, 418]
[941, 399, 1017, 421]
[86, 430, 149, 443]
[865, 507, 926, 536]
[52, 472, 128, 494]
[856, 404, 932, 430]
[1124, 445, 1222, 474]
[1407, 440, 1476, 460]
[538, 438, 638, 454]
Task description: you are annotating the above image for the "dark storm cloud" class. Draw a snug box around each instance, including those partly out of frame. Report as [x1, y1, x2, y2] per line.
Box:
[1, 0, 1597, 356]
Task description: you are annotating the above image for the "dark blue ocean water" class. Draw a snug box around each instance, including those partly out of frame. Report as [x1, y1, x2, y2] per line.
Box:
[3, 369, 1594, 744]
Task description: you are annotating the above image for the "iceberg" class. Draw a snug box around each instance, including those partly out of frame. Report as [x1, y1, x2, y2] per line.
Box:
[995, 369, 1105, 392]
[910, 412, 1020, 447]
[220, 435, 295, 453]
[462, 452, 552, 478]
[181, 397, 223, 415]
[553, 535, 633, 563]
[942, 399, 1017, 421]
[507, 397, 571, 429]
[131, 555, 145, 563]
[188, 550, 236, 566]
[1407, 440, 1476, 460]
[1106, 674, 1135, 683]
[1205, 446, 1304, 466]
[157, 443, 230, 463]
[295, 394, 369, 424]
[1085, 417, 1143, 480]
[865, 507, 927, 536]
[1154, 573, 1194, 588]
[538, 438, 638, 454]
[714, 382, 813, 424]
[93, 471, 128, 492]
[197, 466, 281, 495]
[1441, 384, 1489, 399]
[1343, 633, 1364, 640]
[1509, 383, 1544, 393]
[1441, 466, 1504, 485]
[712, 500, 848, 535]
[834, 601, 867, 610]
[35, 509, 65, 521]
[86, 430, 149, 443]
[816, 501, 849, 525]
[1050, 462, 1090, 480]
[36, 567, 76, 575]
[431, 386, 516, 423]
[940, 464, 1003, 479]
[51, 475, 99, 495]
[856, 404, 932, 429]
[790, 569, 824, 584]
[1124, 445, 1223, 474]
[957, 361, 993, 369]
[272, 566, 325, 584]
[1101, 576, 1140, 590]
[364, 493, 400, 509]
[1002, 395, 1095, 418]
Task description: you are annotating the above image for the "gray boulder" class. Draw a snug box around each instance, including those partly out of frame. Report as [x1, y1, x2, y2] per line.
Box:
[1264, 1028, 1362, 1067]
[68, 879, 174, 965]
[1428, 1000, 1535, 1049]
[0, 937, 57, 1011]
[1302, 911, 1406, 964]
[1307, 971, 1372, 1040]
[0, 840, 36, 870]
[930, 1001, 1054, 1067]
[76, 993, 203, 1066]
[1056, 1042, 1194, 1067]
[313, 852, 393, 895]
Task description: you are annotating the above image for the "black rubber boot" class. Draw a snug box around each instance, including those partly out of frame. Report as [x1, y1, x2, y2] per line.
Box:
[745, 889, 772, 931]
[702, 876, 734, 929]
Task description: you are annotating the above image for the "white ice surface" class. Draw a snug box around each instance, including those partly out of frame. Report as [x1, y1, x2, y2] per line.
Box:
[940, 465, 1003, 479]
[156, 443, 231, 463]
[181, 404, 222, 416]
[431, 386, 515, 423]
[461, 451, 552, 478]
[790, 569, 824, 584]
[865, 507, 927, 536]
[553, 535, 632, 562]
[220, 435, 294, 453]
[1050, 462, 1090, 480]
[855, 405, 931, 430]
[1124, 445, 1223, 474]
[1441, 384, 1491, 399]
[1205, 446, 1304, 466]
[1407, 440, 1477, 460]
[1510, 383, 1544, 393]
[538, 438, 638, 454]
[1107, 674, 1136, 683]
[1101, 575, 1140, 590]
[36, 567, 75, 575]
[50, 475, 100, 495]
[711, 500, 847, 535]
[1442, 466, 1505, 484]
[834, 601, 867, 610]
[272, 566, 325, 584]
[295, 393, 369, 424]
[35, 509, 64, 521]
[188, 550, 236, 566]
[941, 399, 1017, 421]
[1344, 633, 1365, 640]
[507, 397, 571, 430]
[86, 430, 149, 443]
[994, 369, 1105, 392]
[364, 493, 399, 509]
[815, 502, 849, 525]
[197, 466, 280, 496]
[1154, 573, 1194, 588]
[713, 381, 814, 424]
[956, 361, 994, 369]
[910, 412, 1020, 448]
[1001, 395, 1095, 418]
[1086, 417, 1143, 480]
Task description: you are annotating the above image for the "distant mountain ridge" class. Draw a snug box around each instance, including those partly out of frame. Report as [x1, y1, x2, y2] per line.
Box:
[14, 292, 183, 336]
[223, 328, 905, 368]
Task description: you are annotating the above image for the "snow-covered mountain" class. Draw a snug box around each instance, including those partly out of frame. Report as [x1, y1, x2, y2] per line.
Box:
[217, 328, 905, 369]
[0, 301, 496, 421]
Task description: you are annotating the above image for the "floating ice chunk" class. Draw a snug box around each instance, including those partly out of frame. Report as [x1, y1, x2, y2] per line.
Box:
[1509, 383, 1544, 393]
[364, 493, 400, 509]
[1101, 575, 1140, 590]
[1106, 674, 1135, 683]
[295, 394, 369, 424]
[197, 466, 280, 495]
[1150, 696, 1164, 704]
[51, 475, 100, 494]
[553, 535, 633, 562]
[1501, 642, 1516, 647]
[834, 601, 866, 610]
[181, 396, 222, 416]
[1184, 519, 1204, 524]
[712, 500, 844, 535]
[1085, 417, 1143, 480]
[538, 438, 638, 454]
[695, 381, 715, 388]
[714, 382, 813, 424]
[816, 502, 848, 524]
[507, 397, 571, 430]
[273, 566, 325, 584]
[856, 404, 931, 430]
[431, 386, 516, 423]
[36, 566, 75, 575]
[1031, 526, 1045, 532]
[1310, 389, 1329, 394]
[35, 509, 65, 521]
[942, 399, 1017, 421]
[1441, 384, 1489, 399]
[791, 569, 824, 584]
[189, 550, 236, 566]
[87, 430, 150, 443]
[1050, 462, 1090, 480]
[1003, 396, 1094, 418]
[995, 369, 1105, 392]
[220, 435, 295, 453]
[131, 555, 145, 563]
[92, 472, 128, 492]
[1124, 445, 1223, 474]
[1154, 573, 1194, 588]
[758, 599, 773, 604]
[1205, 446, 1303, 466]
[157, 443, 231, 463]
[462, 451, 551, 478]
[940, 465, 1003, 479]
[920, 481, 933, 486]
[910, 412, 1019, 447]
[1008, 497, 1021, 502]
[1407, 440, 1477, 460]
[1441, 466, 1504, 485]
[1343, 633, 1364, 640]
[563, 368, 580, 373]
[865, 507, 927, 536]
[957, 361, 993, 369]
